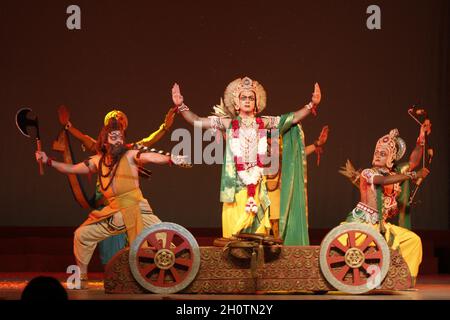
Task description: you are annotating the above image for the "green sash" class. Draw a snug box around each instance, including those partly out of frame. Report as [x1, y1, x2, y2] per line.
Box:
[396, 163, 412, 229]
[218, 113, 309, 243]
[278, 113, 310, 245]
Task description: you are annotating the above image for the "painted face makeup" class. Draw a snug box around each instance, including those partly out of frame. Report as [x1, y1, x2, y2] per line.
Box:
[107, 130, 124, 146]
[238, 90, 256, 114]
[372, 147, 389, 168]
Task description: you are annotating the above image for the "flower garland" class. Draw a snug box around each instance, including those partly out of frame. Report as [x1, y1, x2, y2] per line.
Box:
[229, 117, 267, 214]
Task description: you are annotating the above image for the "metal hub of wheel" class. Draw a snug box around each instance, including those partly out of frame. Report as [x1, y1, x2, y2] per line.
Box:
[154, 249, 176, 270]
[319, 223, 390, 294]
[129, 222, 200, 294]
[345, 248, 365, 268]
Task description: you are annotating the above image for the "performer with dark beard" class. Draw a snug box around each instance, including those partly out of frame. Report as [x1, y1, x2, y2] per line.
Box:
[35, 118, 189, 289]
[54, 107, 176, 266]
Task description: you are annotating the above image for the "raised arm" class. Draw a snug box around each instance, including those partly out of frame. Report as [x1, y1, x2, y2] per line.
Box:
[35, 151, 96, 175]
[57, 105, 97, 152]
[408, 145, 423, 171]
[172, 83, 219, 129]
[306, 125, 329, 156]
[408, 120, 431, 170]
[135, 107, 177, 147]
[292, 83, 322, 124]
[66, 125, 97, 152]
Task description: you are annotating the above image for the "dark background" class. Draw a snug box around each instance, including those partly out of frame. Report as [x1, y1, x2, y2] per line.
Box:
[1, 0, 448, 230]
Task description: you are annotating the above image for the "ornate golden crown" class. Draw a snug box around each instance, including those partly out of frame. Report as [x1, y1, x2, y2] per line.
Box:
[375, 129, 406, 168]
[223, 76, 267, 116]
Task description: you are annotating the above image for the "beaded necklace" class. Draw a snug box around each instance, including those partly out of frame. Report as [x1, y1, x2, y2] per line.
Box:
[98, 153, 121, 191]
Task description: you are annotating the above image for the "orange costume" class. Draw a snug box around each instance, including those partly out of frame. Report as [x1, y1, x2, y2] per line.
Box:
[74, 153, 161, 275]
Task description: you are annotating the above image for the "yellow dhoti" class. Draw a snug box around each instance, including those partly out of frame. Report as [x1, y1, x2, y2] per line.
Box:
[267, 187, 280, 220]
[222, 182, 271, 239]
[384, 223, 423, 278]
[339, 221, 422, 278]
[82, 188, 145, 244]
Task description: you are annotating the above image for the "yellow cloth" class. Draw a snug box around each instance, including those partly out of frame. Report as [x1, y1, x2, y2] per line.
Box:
[267, 188, 280, 220]
[338, 222, 422, 278]
[81, 155, 144, 244]
[222, 182, 271, 238]
[135, 124, 166, 147]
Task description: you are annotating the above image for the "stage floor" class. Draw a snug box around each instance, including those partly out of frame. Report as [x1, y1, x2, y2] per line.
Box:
[1, 273, 450, 300]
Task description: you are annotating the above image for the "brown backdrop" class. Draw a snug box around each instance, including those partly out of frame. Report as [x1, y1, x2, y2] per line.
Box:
[1, 0, 448, 229]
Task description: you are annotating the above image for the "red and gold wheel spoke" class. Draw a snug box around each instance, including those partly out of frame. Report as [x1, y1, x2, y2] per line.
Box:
[330, 238, 349, 254]
[155, 269, 166, 286]
[347, 231, 357, 248]
[140, 263, 157, 278]
[173, 240, 190, 255]
[352, 268, 364, 286]
[163, 230, 176, 250]
[175, 257, 193, 268]
[334, 265, 350, 281]
[365, 251, 382, 260]
[357, 234, 376, 252]
[137, 249, 155, 260]
[170, 267, 182, 283]
[145, 233, 162, 251]
[328, 255, 345, 265]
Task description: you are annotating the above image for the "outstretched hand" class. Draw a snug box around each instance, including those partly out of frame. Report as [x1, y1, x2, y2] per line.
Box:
[58, 105, 70, 126]
[317, 125, 329, 146]
[171, 154, 192, 168]
[172, 83, 184, 107]
[311, 83, 321, 106]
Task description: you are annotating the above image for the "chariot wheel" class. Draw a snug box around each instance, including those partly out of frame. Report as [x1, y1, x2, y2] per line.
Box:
[319, 223, 390, 294]
[129, 222, 200, 294]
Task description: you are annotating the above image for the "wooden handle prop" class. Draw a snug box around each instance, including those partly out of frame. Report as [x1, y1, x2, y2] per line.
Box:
[36, 139, 44, 175]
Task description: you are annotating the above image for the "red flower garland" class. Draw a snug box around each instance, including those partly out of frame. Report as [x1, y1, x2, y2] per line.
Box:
[231, 117, 266, 203]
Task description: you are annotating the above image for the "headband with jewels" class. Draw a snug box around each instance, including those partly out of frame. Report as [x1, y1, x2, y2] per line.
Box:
[223, 76, 267, 117]
[104, 110, 128, 130]
[375, 128, 407, 168]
